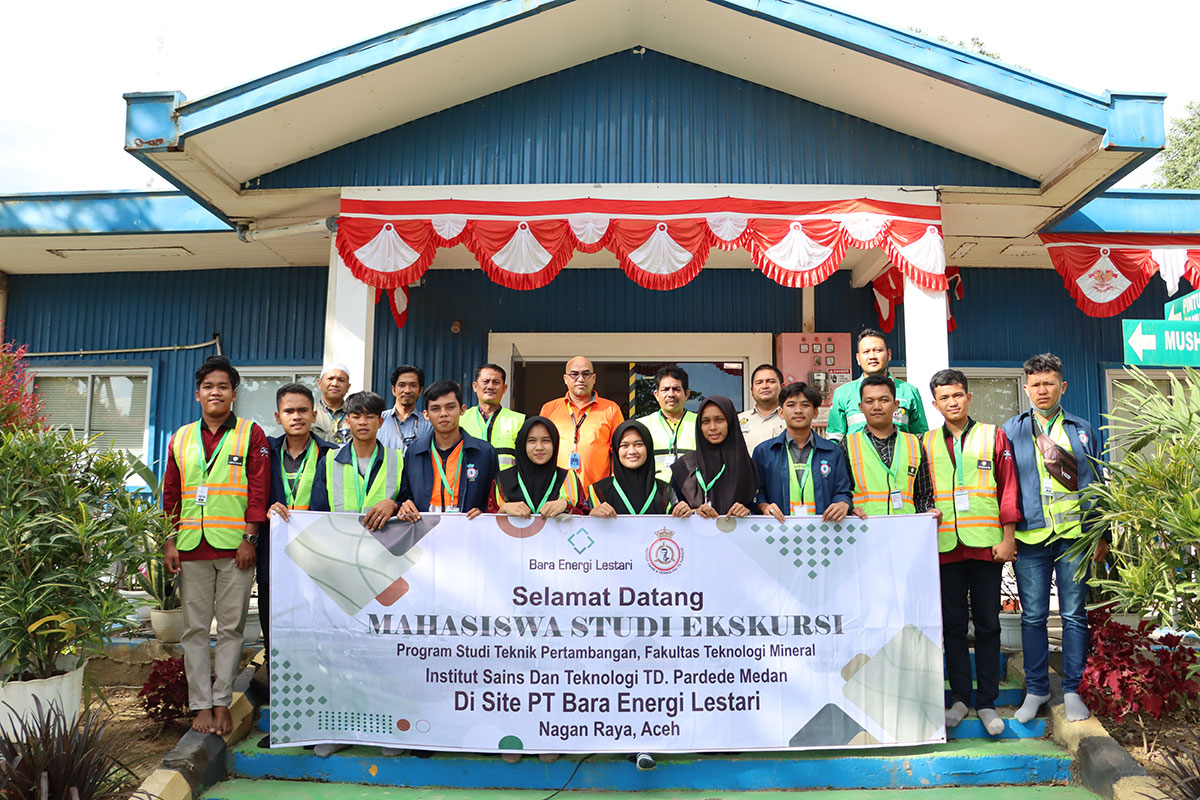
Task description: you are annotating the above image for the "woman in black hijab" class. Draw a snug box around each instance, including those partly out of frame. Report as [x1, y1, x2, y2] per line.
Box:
[589, 420, 692, 517]
[670, 395, 759, 518]
[496, 416, 583, 517]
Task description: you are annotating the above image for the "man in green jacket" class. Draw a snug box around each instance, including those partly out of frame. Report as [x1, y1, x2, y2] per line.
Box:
[826, 328, 928, 442]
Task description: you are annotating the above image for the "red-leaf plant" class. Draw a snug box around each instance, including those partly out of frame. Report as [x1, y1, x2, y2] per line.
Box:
[139, 657, 190, 724]
[1079, 607, 1200, 723]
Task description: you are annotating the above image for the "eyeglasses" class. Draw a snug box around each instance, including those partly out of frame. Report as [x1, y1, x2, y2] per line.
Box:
[566, 371, 595, 380]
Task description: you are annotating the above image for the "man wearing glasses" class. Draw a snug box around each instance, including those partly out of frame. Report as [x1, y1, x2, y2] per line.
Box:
[539, 356, 625, 491]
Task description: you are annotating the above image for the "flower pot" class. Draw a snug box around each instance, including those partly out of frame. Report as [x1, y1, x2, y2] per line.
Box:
[0, 658, 85, 736]
[999, 612, 1022, 651]
[242, 608, 262, 645]
[151, 608, 186, 643]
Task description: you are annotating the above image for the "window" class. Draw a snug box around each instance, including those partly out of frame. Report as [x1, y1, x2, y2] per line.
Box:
[1104, 368, 1184, 459]
[34, 368, 152, 459]
[234, 368, 321, 437]
[893, 367, 1029, 428]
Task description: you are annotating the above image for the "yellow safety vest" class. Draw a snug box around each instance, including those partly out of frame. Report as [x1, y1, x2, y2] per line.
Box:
[637, 410, 698, 485]
[923, 424, 1002, 552]
[1019, 415, 1083, 545]
[171, 418, 254, 550]
[787, 444, 816, 516]
[461, 407, 525, 470]
[325, 445, 403, 512]
[846, 430, 920, 515]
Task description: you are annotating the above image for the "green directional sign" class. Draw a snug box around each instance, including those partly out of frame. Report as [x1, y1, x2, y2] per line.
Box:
[1123, 319, 1200, 367]
[1164, 288, 1200, 322]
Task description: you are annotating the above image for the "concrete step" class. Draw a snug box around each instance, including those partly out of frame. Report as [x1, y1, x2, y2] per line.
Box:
[205, 783, 1099, 800]
[228, 738, 1073, 791]
[945, 675, 1025, 707]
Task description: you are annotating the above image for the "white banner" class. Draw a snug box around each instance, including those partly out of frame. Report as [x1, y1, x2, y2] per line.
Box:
[270, 512, 943, 753]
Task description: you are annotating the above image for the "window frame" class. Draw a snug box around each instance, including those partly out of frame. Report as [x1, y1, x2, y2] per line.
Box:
[891, 365, 1030, 419]
[33, 366, 154, 459]
[232, 366, 323, 435]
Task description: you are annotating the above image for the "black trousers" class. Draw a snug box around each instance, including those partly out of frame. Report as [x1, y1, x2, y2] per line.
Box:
[256, 536, 270, 658]
[941, 558, 1003, 709]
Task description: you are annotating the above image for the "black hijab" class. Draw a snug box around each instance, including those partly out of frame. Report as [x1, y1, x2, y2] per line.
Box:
[591, 420, 668, 515]
[498, 416, 568, 511]
[670, 395, 759, 514]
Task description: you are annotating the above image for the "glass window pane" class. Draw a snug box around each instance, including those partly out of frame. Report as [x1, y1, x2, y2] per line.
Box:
[966, 377, 1021, 427]
[628, 362, 745, 418]
[235, 375, 290, 437]
[90, 375, 149, 456]
[34, 375, 89, 438]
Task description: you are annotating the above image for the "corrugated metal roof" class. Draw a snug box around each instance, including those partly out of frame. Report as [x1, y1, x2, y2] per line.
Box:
[254, 50, 1036, 190]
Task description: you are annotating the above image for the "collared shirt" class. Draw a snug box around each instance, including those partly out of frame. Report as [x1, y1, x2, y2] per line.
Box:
[538, 393, 625, 490]
[786, 434, 814, 471]
[163, 413, 270, 561]
[378, 406, 432, 453]
[825, 374, 929, 441]
[839, 428, 935, 512]
[738, 406, 786, 454]
[936, 418, 1022, 564]
[313, 401, 351, 445]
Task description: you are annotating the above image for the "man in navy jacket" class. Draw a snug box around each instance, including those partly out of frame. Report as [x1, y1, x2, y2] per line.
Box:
[398, 380, 500, 519]
[754, 382, 853, 522]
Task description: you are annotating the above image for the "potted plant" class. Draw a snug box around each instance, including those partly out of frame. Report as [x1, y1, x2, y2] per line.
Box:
[124, 455, 184, 643]
[1069, 366, 1200, 632]
[0, 427, 144, 733]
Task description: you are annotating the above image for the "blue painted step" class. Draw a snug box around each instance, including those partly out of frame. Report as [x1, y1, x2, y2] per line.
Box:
[944, 676, 1024, 708]
[943, 650, 1009, 680]
[947, 716, 1045, 740]
[228, 738, 1071, 791]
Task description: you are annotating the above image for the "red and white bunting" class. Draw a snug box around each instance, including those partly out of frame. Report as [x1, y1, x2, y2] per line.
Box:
[336, 196, 946, 295]
[871, 265, 963, 334]
[1039, 234, 1200, 317]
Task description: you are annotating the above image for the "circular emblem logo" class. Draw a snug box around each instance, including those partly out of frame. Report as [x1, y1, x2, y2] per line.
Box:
[647, 533, 683, 574]
[819, 462, 831, 476]
[466, 464, 478, 481]
[1078, 431, 1088, 446]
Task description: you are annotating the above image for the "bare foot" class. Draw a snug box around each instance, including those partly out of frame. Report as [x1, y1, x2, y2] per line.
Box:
[212, 706, 233, 736]
[192, 708, 215, 734]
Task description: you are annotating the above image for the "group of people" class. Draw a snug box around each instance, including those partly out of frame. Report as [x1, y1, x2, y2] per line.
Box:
[163, 328, 1108, 754]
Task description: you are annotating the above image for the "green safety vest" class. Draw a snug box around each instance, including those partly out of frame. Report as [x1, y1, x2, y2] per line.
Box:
[845, 430, 920, 515]
[787, 444, 816, 516]
[325, 445, 403, 512]
[922, 424, 1002, 552]
[171, 418, 255, 550]
[636, 410, 698, 485]
[280, 439, 322, 511]
[1019, 415, 1083, 545]
[461, 406, 525, 470]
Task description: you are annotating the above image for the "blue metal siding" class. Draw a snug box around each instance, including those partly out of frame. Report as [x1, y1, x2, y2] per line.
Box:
[254, 50, 1036, 190]
[7, 266, 326, 471]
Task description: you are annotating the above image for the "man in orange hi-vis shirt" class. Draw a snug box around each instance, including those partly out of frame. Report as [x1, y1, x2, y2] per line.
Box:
[539, 355, 625, 491]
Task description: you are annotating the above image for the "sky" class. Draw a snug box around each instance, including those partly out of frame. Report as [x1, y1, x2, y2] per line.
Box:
[1, 0, 1196, 194]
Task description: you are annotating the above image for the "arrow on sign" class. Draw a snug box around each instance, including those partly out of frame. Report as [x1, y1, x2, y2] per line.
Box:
[1127, 322, 1157, 361]
[1167, 307, 1183, 321]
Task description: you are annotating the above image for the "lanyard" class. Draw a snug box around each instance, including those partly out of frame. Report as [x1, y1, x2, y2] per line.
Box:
[612, 479, 656, 515]
[433, 444, 464, 504]
[694, 464, 726, 505]
[350, 445, 380, 510]
[198, 428, 232, 481]
[517, 472, 557, 513]
[282, 439, 316, 508]
[660, 411, 682, 454]
[951, 434, 965, 488]
[477, 407, 500, 442]
[786, 444, 814, 505]
[569, 408, 588, 447]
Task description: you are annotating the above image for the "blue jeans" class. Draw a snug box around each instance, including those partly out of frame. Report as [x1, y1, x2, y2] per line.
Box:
[1014, 537, 1090, 695]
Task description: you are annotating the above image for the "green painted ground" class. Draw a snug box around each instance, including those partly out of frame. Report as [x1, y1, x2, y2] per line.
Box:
[203, 782, 1099, 800]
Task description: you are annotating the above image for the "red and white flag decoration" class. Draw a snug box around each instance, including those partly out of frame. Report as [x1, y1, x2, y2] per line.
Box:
[1039, 234, 1200, 317]
[336, 196, 947, 295]
[871, 265, 964, 333]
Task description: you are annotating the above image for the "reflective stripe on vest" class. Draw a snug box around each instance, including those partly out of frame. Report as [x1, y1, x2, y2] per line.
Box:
[846, 431, 919, 515]
[326, 446, 402, 512]
[171, 419, 253, 550]
[639, 411, 698, 485]
[462, 407, 524, 470]
[1020, 416, 1083, 545]
[922, 424, 1002, 552]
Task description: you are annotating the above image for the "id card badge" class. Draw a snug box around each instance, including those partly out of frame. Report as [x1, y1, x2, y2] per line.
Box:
[893, 407, 910, 426]
[194, 486, 209, 506]
[664, 454, 677, 470]
[954, 488, 971, 512]
[445, 505, 460, 514]
[889, 490, 903, 510]
[569, 451, 581, 471]
[1042, 477, 1055, 497]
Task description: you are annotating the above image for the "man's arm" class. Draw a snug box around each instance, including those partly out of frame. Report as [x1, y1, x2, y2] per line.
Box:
[162, 435, 183, 573]
[825, 390, 848, 440]
[913, 451, 935, 513]
[828, 447, 854, 507]
[309, 458, 331, 512]
[837, 436, 857, 492]
[245, 425, 271, 526]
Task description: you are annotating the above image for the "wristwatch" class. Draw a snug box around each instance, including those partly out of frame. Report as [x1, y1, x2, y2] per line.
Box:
[243, 532, 260, 545]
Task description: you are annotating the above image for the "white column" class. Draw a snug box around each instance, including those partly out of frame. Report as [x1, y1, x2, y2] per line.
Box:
[902, 275, 948, 429]
[801, 287, 815, 332]
[323, 238, 375, 394]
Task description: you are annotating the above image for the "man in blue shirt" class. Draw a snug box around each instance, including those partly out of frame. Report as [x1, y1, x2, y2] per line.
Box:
[378, 364, 432, 454]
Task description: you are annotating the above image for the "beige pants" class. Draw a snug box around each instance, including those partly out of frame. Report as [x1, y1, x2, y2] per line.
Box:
[180, 558, 254, 710]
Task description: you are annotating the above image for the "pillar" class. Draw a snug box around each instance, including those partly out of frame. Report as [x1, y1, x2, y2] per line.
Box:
[323, 238, 375, 394]
[902, 275, 948, 429]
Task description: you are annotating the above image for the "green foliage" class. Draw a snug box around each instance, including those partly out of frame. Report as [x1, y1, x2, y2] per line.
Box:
[1071, 368, 1200, 629]
[908, 28, 1003, 60]
[1159, 732, 1200, 800]
[0, 342, 43, 432]
[1152, 101, 1200, 190]
[122, 454, 179, 611]
[0, 429, 145, 681]
[0, 699, 136, 799]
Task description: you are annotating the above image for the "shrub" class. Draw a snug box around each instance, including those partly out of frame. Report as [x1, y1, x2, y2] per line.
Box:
[0, 342, 43, 432]
[138, 657, 189, 723]
[1078, 607, 1199, 723]
[1159, 732, 1200, 800]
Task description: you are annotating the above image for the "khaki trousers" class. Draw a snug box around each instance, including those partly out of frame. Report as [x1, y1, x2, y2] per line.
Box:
[179, 558, 254, 710]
